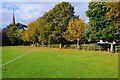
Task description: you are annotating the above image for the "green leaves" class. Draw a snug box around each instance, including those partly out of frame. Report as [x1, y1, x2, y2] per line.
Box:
[7, 26, 18, 44]
[35, 17, 49, 44]
[85, 2, 116, 41]
[43, 2, 75, 44]
[106, 2, 120, 30]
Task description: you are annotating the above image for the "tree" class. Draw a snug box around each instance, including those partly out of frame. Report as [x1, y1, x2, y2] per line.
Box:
[15, 29, 22, 45]
[106, 2, 120, 52]
[106, 1, 120, 43]
[65, 18, 87, 50]
[22, 29, 30, 42]
[35, 17, 49, 46]
[7, 26, 18, 45]
[2, 28, 10, 46]
[43, 2, 75, 48]
[5, 23, 27, 45]
[85, 2, 116, 42]
[22, 21, 37, 45]
[106, 1, 120, 31]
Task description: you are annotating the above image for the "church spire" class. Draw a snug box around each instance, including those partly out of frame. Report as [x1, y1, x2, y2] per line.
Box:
[11, 13, 16, 26]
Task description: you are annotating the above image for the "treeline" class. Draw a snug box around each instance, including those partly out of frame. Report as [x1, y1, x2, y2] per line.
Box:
[2, 23, 27, 46]
[2, 2, 120, 49]
[22, 2, 87, 49]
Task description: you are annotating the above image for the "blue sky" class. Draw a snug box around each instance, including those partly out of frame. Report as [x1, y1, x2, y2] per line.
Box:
[1, 2, 89, 28]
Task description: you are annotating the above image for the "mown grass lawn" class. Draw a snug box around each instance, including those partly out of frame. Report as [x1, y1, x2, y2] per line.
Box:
[2, 46, 118, 78]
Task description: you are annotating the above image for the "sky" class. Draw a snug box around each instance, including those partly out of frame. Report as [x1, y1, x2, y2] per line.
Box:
[1, 1, 89, 29]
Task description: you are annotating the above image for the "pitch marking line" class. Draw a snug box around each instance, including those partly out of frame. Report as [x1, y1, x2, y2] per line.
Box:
[0, 49, 37, 67]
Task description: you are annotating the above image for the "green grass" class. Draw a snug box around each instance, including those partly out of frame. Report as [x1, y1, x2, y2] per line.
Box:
[2, 46, 118, 78]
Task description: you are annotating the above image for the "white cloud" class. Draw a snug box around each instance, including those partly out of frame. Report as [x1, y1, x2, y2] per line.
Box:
[3, 0, 91, 2]
[3, 0, 119, 2]
[2, 2, 58, 27]
[2, 2, 89, 28]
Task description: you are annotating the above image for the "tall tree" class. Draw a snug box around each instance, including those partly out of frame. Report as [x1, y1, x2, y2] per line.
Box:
[107, 2, 120, 29]
[106, 1, 120, 52]
[35, 17, 49, 46]
[22, 21, 37, 45]
[85, 2, 116, 42]
[7, 26, 18, 45]
[6, 23, 27, 45]
[65, 18, 87, 50]
[22, 29, 30, 43]
[43, 2, 75, 48]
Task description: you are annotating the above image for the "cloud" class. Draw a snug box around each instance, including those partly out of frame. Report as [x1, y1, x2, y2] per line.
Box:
[3, 0, 118, 2]
[2, 2, 59, 28]
[3, 0, 91, 2]
[1, 2, 89, 28]
[2, 3, 21, 11]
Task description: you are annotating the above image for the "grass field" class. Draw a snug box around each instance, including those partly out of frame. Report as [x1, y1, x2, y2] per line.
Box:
[1, 46, 118, 78]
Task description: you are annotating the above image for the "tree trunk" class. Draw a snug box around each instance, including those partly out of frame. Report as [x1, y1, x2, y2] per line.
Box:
[23, 42, 24, 46]
[19, 39, 20, 46]
[77, 39, 80, 50]
[11, 41, 14, 46]
[42, 41, 44, 47]
[33, 41, 35, 46]
[110, 43, 113, 52]
[59, 42, 62, 48]
[48, 43, 51, 48]
[48, 40, 51, 48]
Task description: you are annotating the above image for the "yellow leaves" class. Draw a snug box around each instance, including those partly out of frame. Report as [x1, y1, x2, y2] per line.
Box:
[107, 2, 120, 18]
[65, 18, 87, 42]
[22, 21, 37, 42]
[28, 21, 36, 28]
[106, 1, 120, 29]
[7, 26, 16, 37]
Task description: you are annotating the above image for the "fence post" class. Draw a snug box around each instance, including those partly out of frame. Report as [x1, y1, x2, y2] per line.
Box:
[99, 46, 101, 51]
[94, 45, 96, 51]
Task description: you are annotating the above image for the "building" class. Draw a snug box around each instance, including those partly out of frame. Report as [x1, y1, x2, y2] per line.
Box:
[11, 13, 16, 26]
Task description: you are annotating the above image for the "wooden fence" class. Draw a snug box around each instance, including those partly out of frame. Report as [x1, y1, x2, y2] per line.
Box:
[37, 44, 120, 53]
[115, 46, 120, 53]
[79, 46, 119, 53]
[63, 45, 120, 53]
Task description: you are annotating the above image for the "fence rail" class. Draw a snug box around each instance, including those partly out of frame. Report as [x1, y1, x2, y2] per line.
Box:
[79, 45, 119, 53]
[35, 43, 120, 53]
[79, 46, 109, 51]
[53, 45, 120, 53]
[115, 46, 120, 53]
